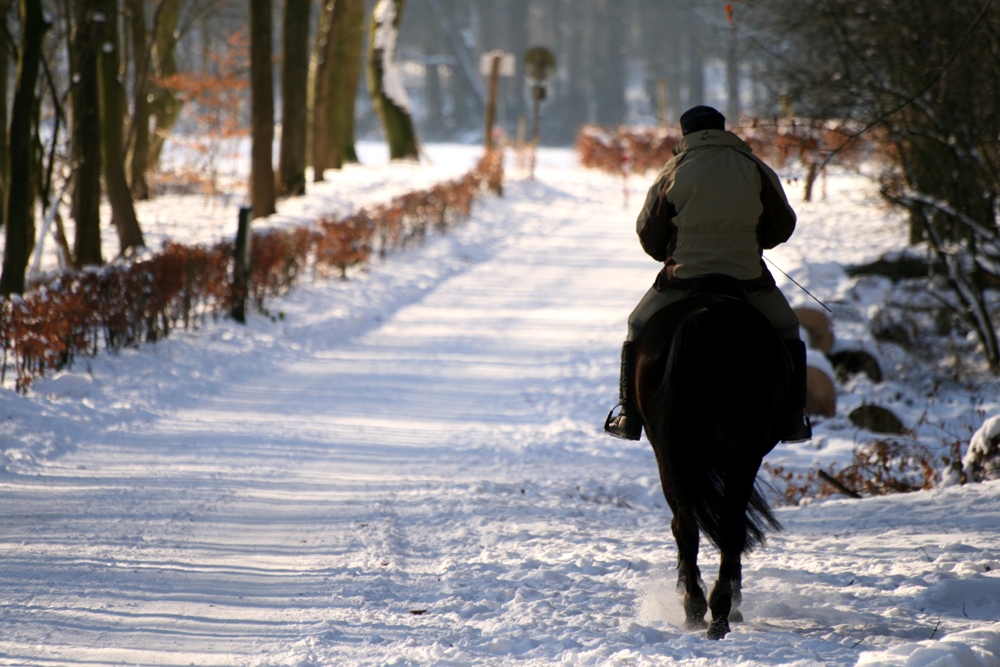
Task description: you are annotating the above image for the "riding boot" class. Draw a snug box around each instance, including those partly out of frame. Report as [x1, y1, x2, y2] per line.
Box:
[604, 342, 643, 441]
[781, 339, 813, 443]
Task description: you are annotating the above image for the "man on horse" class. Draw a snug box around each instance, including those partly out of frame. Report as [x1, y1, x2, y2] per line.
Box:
[605, 105, 812, 444]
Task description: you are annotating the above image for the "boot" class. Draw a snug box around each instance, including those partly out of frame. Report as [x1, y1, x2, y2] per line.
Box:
[781, 339, 813, 443]
[604, 342, 643, 441]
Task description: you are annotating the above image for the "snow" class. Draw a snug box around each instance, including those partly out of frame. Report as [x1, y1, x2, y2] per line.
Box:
[1, 142, 999, 666]
[964, 416, 1000, 482]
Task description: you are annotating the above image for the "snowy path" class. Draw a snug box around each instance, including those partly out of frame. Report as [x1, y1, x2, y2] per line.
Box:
[2, 152, 1000, 666]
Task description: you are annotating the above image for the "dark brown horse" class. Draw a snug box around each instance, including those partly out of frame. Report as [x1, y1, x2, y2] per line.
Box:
[633, 283, 789, 639]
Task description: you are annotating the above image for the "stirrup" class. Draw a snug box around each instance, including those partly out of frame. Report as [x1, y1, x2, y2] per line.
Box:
[781, 412, 812, 443]
[604, 405, 642, 441]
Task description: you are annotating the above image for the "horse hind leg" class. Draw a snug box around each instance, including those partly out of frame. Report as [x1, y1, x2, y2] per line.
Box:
[729, 561, 744, 623]
[706, 553, 739, 639]
[672, 512, 707, 630]
[706, 470, 755, 640]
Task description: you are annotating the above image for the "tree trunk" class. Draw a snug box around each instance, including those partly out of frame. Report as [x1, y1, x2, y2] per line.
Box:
[0, 0, 11, 230]
[70, 0, 103, 268]
[310, 0, 335, 181]
[684, 23, 706, 109]
[324, 0, 366, 168]
[250, 0, 276, 218]
[425, 58, 444, 139]
[127, 0, 151, 200]
[96, 0, 145, 254]
[148, 0, 182, 171]
[277, 0, 310, 196]
[367, 0, 419, 161]
[0, 0, 48, 295]
[337, 0, 365, 164]
[726, 27, 740, 124]
[592, 0, 626, 126]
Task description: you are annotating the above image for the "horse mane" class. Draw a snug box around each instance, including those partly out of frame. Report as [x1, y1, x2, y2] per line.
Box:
[641, 297, 784, 553]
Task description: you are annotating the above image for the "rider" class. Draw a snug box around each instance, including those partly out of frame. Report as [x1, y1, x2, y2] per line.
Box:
[604, 105, 812, 443]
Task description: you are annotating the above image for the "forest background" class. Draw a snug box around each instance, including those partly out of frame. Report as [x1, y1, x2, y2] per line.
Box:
[1, 0, 999, 379]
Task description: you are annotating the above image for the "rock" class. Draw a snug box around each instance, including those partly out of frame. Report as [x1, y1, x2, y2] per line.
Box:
[845, 252, 944, 281]
[795, 307, 835, 354]
[848, 405, 906, 434]
[806, 366, 837, 417]
[828, 349, 883, 383]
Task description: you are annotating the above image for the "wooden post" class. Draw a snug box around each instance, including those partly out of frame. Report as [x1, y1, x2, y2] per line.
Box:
[483, 52, 501, 150]
[231, 206, 252, 323]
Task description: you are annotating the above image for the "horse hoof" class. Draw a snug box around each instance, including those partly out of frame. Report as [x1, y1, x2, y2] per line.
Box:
[684, 617, 708, 631]
[706, 618, 730, 640]
[729, 609, 744, 623]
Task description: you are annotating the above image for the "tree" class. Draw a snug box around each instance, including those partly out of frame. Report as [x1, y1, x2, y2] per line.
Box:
[147, 0, 184, 172]
[336, 0, 366, 164]
[70, 0, 104, 268]
[250, 0, 276, 217]
[314, 0, 365, 172]
[745, 0, 1000, 369]
[1, 0, 50, 295]
[277, 0, 310, 196]
[310, 0, 337, 181]
[96, 0, 146, 254]
[0, 0, 12, 230]
[126, 0, 152, 200]
[367, 0, 419, 160]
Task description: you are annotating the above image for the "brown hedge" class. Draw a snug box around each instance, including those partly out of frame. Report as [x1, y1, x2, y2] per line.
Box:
[575, 125, 681, 176]
[0, 150, 504, 392]
[575, 120, 868, 176]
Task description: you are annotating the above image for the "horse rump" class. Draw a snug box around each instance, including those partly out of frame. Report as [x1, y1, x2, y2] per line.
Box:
[636, 296, 787, 554]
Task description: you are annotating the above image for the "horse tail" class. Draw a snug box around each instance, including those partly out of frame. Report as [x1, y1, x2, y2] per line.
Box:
[652, 305, 781, 554]
[745, 479, 782, 551]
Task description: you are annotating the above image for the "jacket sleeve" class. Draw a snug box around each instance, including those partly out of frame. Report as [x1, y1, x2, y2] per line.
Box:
[636, 169, 677, 262]
[754, 159, 797, 249]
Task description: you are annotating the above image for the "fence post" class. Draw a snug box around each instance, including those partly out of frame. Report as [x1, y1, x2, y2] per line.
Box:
[231, 206, 252, 323]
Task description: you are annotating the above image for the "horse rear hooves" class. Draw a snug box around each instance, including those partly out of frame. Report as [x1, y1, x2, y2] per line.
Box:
[684, 618, 708, 631]
[729, 609, 744, 623]
[707, 618, 730, 640]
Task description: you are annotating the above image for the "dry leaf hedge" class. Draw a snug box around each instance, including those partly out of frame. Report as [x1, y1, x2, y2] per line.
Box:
[575, 119, 869, 176]
[0, 150, 504, 392]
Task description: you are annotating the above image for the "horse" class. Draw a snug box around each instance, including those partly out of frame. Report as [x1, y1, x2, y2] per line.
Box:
[633, 279, 790, 640]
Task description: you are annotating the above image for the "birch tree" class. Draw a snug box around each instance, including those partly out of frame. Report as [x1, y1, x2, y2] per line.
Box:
[366, 0, 418, 160]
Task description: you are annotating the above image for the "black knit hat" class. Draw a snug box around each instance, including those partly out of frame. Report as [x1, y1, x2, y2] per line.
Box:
[680, 105, 726, 135]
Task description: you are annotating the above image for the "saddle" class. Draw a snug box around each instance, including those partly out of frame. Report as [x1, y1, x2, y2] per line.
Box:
[685, 274, 749, 301]
[682, 274, 794, 374]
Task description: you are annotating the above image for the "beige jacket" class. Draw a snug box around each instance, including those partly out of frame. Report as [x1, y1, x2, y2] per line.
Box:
[636, 129, 796, 291]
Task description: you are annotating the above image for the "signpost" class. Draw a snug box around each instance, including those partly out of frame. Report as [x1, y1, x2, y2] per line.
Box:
[479, 50, 515, 151]
[523, 46, 556, 179]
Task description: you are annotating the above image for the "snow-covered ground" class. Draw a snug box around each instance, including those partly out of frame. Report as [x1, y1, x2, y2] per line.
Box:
[1, 142, 999, 666]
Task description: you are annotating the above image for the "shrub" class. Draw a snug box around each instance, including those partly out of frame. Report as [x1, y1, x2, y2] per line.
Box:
[0, 151, 505, 392]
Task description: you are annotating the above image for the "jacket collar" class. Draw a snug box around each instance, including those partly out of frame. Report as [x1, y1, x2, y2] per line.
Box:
[673, 129, 752, 156]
